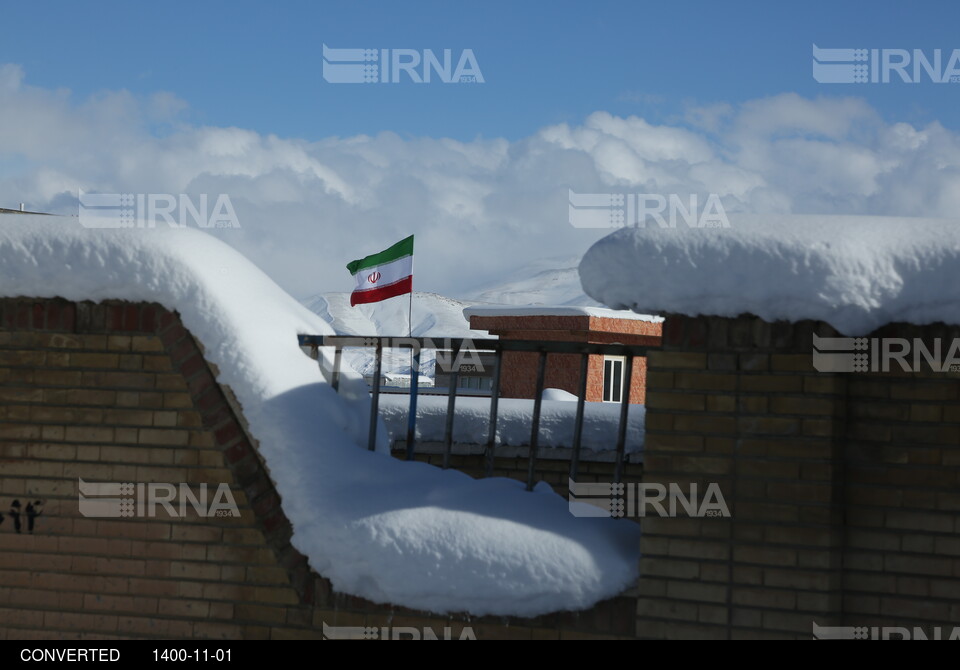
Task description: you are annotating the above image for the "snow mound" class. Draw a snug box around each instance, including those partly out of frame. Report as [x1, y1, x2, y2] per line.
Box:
[303, 290, 485, 340]
[1, 215, 639, 617]
[463, 256, 600, 307]
[541, 388, 578, 402]
[580, 214, 960, 336]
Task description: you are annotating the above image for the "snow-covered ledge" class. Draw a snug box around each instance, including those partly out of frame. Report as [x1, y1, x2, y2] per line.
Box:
[580, 214, 960, 336]
[463, 304, 663, 322]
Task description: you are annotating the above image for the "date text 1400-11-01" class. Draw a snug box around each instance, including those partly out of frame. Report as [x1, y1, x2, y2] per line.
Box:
[153, 649, 232, 662]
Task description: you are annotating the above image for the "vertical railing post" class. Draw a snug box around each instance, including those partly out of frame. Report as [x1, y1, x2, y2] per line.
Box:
[525, 350, 547, 492]
[569, 351, 590, 482]
[368, 339, 383, 452]
[613, 352, 634, 484]
[405, 341, 421, 461]
[484, 348, 503, 478]
[303, 336, 650, 481]
[331, 345, 343, 393]
[442, 341, 462, 470]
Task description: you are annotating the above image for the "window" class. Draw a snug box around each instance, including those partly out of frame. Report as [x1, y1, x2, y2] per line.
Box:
[602, 356, 625, 403]
[456, 376, 492, 392]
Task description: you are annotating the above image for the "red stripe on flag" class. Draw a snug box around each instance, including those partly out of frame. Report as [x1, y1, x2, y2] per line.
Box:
[350, 275, 413, 306]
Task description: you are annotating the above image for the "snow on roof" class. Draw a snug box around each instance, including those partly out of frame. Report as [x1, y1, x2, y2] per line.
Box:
[381, 372, 433, 381]
[463, 304, 664, 322]
[580, 214, 960, 336]
[380, 372, 435, 386]
[1, 214, 639, 617]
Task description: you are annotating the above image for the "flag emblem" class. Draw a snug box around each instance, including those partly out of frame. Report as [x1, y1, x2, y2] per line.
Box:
[347, 236, 414, 306]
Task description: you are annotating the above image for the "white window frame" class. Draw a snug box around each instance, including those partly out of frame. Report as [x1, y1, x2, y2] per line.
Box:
[602, 355, 625, 403]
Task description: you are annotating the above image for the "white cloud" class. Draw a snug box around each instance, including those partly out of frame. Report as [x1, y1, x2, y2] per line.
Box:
[2, 65, 960, 303]
[0, 63, 25, 91]
[731, 93, 882, 140]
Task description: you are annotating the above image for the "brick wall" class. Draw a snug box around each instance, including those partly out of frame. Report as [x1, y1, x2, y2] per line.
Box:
[469, 314, 662, 404]
[495, 351, 650, 404]
[638, 314, 960, 639]
[0, 298, 636, 640]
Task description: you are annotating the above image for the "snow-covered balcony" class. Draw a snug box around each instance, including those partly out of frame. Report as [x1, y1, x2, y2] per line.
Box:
[300, 332, 650, 499]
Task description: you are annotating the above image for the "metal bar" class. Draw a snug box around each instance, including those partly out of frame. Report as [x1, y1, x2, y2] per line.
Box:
[368, 340, 383, 452]
[525, 350, 547, 492]
[442, 342, 462, 469]
[299, 335, 654, 358]
[295, 334, 659, 481]
[331, 346, 343, 392]
[569, 351, 590, 482]
[613, 353, 634, 484]
[484, 349, 503, 477]
[405, 347, 421, 461]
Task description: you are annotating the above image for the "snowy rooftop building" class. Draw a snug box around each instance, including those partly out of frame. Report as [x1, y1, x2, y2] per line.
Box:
[464, 304, 663, 404]
[0, 214, 640, 630]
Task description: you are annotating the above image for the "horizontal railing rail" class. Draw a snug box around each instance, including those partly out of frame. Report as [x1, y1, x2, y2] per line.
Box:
[298, 334, 655, 490]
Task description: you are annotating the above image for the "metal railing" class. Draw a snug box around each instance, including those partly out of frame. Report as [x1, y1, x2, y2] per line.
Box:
[298, 335, 656, 490]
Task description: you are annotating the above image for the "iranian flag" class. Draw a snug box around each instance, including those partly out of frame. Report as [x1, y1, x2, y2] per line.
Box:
[346, 235, 414, 306]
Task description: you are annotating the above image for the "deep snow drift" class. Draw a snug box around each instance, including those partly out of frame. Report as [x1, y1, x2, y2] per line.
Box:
[0, 215, 639, 616]
[580, 214, 960, 336]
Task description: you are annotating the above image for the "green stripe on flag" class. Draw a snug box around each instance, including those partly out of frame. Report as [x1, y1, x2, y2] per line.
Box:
[346, 235, 414, 275]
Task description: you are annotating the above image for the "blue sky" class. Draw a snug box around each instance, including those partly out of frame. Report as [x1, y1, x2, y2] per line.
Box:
[2, 1, 960, 300]
[3, 0, 959, 141]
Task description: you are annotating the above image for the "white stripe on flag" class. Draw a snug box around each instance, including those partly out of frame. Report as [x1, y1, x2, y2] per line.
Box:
[352, 254, 413, 293]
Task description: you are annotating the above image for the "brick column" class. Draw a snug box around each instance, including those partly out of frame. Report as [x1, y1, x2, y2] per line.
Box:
[637, 315, 847, 639]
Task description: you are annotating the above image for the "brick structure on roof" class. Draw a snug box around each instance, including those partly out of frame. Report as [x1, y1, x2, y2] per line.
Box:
[467, 309, 663, 404]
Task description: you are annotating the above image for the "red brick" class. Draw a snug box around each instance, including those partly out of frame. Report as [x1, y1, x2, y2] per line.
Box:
[224, 440, 252, 463]
[32, 303, 45, 328]
[141, 304, 159, 332]
[179, 353, 205, 379]
[215, 422, 242, 446]
[16, 303, 30, 329]
[160, 322, 188, 349]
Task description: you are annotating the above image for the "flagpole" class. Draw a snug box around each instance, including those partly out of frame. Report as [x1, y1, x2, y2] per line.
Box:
[346, 235, 417, 455]
[405, 250, 419, 460]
